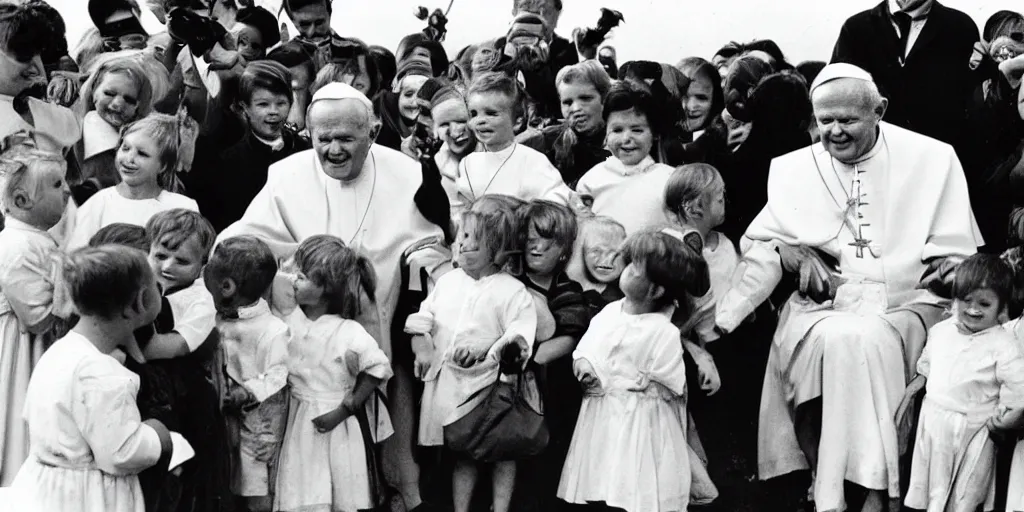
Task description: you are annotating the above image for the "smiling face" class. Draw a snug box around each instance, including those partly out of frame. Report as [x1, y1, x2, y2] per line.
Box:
[93, 71, 142, 129]
[244, 88, 291, 140]
[433, 97, 475, 157]
[149, 235, 205, 292]
[0, 47, 44, 96]
[525, 224, 564, 276]
[956, 287, 1003, 333]
[583, 235, 623, 284]
[456, 215, 497, 279]
[116, 131, 163, 189]
[606, 107, 654, 166]
[468, 91, 516, 150]
[812, 80, 884, 163]
[559, 81, 603, 135]
[398, 75, 429, 122]
[309, 99, 375, 181]
[683, 75, 714, 132]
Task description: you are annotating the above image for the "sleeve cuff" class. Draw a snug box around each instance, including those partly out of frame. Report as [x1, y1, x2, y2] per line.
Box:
[404, 312, 434, 335]
[715, 293, 756, 334]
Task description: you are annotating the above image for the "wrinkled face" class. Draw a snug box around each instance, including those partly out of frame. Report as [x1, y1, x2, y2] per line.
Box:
[234, 23, 266, 61]
[606, 108, 654, 166]
[956, 287, 1003, 333]
[290, 3, 332, 41]
[116, 131, 163, 189]
[583, 236, 624, 284]
[558, 81, 603, 135]
[93, 71, 141, 129]
[456, 216, 496, 278]
[468, 91, 516, 150]
[149, 235, 205, 292]
[309, 100, 374, 181]
[812, 81, 882, 164]
[619, 260, 656, 302]
[433, 97, 475, 157]
[398, 75, 429, 122]
[525, 224, 565, 276]
[721, 108, 751, 151]
[28, 163, 71, 229]
[683, 75, 714, 132]
[244, 88, 291, 141]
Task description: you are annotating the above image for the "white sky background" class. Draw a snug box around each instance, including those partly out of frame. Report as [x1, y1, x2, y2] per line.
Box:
[48, 0, 1024, 65]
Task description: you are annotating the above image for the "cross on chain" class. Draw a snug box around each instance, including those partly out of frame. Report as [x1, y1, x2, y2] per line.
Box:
[846, 166, 874, 258]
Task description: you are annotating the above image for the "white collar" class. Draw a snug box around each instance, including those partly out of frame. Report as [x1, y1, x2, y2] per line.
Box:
[606, 155, 658, 177]
[83, 111, 121, 160]
[888, 0, 933, 19]
[234, 299, 271, 320]
[252, 131, 284, 152]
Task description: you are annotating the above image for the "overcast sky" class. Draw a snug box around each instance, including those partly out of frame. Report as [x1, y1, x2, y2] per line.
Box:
[50, 0, 1024, 65]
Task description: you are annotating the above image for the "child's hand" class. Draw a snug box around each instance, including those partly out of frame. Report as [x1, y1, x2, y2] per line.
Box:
[573, 358, 601, 393]
[312, 401, 355, 434]
[452, 346, 486, 368]
[412, 334, 434, 379]
[690, 346, 721, 396]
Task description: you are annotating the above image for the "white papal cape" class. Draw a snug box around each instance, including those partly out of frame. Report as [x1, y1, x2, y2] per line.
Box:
[218, 144, 446, 357]
[720, 123, 981, 511]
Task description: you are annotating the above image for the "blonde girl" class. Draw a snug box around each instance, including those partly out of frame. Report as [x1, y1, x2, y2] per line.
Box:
[67, 112, 199, 249]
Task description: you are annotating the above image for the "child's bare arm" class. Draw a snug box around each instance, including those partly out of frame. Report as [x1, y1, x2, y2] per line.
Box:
[143, 332, 192, 360]
[533, 335, 577, 365]
[311, 373, 383, 433]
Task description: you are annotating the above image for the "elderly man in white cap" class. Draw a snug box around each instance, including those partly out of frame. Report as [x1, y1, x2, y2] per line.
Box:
[715, 63, 982, 512]
[219, 81, 445, 512]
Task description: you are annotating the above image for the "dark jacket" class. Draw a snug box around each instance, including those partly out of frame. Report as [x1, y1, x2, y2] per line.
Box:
[194, 129, 310, 232]
[494, 34, 579, 123]
[831, 1, 980, 152]
[519, 123, 610, 189]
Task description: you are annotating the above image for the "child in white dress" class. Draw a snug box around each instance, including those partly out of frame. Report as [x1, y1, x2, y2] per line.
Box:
[0, 148, 76, 485]
[67, 113, 199, 249]
[276, 235, 395, 512]
[405, 195, 537, 512]
[204, 236, 290, 512]
[559, 229, 711, 512]
[902, 254, 1024, 512]
[575, 81, 675, 236]
[13, 245, 173, 512]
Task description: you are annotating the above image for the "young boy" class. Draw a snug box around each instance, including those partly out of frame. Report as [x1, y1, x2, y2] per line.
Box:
[454, 72, 572, 219]
[203, 235, 290, 512]
[141, 208, 233, 511]
[197, 60, 310, 231]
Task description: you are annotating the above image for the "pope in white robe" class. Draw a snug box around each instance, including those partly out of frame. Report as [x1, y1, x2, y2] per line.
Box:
[717, 64, 982, 512]
[218, 82, 447, 511]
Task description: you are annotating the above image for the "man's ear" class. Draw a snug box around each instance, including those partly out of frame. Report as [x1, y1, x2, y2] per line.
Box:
[369, 120, 382, 141]
[875, 97, 889, 120]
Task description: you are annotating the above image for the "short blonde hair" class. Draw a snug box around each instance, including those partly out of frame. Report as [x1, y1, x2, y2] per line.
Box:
[80, 51, 167, 121]
[0, 146, 65, 214]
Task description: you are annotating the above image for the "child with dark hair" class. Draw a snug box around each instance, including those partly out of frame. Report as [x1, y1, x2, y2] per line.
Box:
[516, 199, 590, 512]
[232, 5, 281, 62]
[369, 45, 398, 89]
[204, 235, 289, 512]
[559, 229, 710, 512]
[901, 254, 1024, 512]
[11, 245, 176, 511]
[275, 234, 395, 512]
[456, 72, 572, 218]
[88, 222, 151, 251]
[375, 49, 434, 151]
[575, 80, 675, 236]
[266, 42, 315, 132]
[566, 216, 627, 316]
[197, 60, 310, 231]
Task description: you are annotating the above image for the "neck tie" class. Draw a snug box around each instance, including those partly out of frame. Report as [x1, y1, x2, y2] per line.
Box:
[893, 11, 913, 63]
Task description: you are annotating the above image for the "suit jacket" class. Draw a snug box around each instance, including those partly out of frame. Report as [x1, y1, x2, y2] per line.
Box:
[831, 1, 979, 151]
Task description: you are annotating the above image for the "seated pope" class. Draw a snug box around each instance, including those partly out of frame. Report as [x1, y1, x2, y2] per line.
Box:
[716, 63, 983, 512]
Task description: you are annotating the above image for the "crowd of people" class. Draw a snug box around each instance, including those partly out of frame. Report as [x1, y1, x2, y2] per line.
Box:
[2, 0, 1024, 511]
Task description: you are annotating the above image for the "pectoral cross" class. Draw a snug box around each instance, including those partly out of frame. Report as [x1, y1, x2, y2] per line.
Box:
[845, 166, 877, 259]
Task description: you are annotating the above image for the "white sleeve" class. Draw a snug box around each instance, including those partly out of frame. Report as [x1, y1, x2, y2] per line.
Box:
[66, 193, 105, 250]
[172, 287, 217, 352]
[715, 237, 783, 333]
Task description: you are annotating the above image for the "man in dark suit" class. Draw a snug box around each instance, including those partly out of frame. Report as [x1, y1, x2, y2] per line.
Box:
[831, 0, 980, 153]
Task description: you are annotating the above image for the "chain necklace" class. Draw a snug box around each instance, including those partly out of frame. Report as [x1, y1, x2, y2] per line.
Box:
[466, 143, 518, 200]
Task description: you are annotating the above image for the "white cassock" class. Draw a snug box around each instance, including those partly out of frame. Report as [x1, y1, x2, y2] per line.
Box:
[218, 144, 447, 358]
[717, 122, 982, 511]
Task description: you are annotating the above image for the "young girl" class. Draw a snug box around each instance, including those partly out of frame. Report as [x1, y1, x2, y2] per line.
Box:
[75, 53, 160, 190]
[575, 81, 675, 236]
[375, 52, 432, 152]
[559, 230, 710, 512]
[67, 113, 199, 250]
[676, 57, 724, 138]
[566, 216, 627, 318]
[404, 196, 537, 512]
[902, 254, 1024, 512]
[0, 148, 75, 485]
[12, 245, 174, 511]
[518, 199, 590, 511]
[275, 235, 395, 512]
